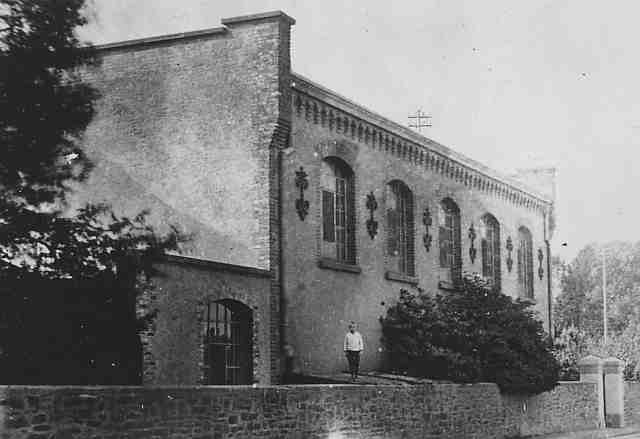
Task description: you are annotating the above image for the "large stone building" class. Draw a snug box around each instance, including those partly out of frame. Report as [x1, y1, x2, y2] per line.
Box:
[75, 11, 555, 385]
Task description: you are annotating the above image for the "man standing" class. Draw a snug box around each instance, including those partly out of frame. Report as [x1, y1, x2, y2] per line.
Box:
[343, 322, 364, 382]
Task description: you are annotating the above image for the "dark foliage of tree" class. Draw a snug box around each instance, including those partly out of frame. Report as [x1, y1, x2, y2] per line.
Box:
[380, 274, 560, 395]
[1, 270, 143, 384]
[0, 1, 181, 383]
[1, 0, 97, 207]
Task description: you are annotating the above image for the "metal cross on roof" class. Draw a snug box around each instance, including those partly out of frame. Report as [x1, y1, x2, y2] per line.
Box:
[408, 109, 432, 133]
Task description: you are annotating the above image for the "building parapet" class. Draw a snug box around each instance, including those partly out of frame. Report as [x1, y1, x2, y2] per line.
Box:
[94, 27, 228, 52]
[94, 10, 294, 53]
[291, 72, 553, 213]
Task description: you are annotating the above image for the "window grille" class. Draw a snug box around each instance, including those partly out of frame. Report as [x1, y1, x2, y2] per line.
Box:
[387, 181, 415, 276]
[439, 199, 461, 284]
[321, 158, 356, 264]
[517, 227, 534, 299]
[204, 300, 252, 385]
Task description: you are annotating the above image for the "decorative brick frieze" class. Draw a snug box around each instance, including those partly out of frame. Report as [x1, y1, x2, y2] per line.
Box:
[293, 82, 550, 215]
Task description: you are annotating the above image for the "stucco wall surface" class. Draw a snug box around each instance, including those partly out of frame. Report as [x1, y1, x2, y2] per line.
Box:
[72, 17, 289, 271]
[283, 94, 552, 375]
[624, 381, 640, 426]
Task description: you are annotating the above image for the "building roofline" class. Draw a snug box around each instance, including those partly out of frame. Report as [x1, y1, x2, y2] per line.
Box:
[221, 10, 295, 26]
[94, 10, 295, 53]
[291, 72, 552, 205]
[163, 252, 271, 278]
[94, 27, 228, 52]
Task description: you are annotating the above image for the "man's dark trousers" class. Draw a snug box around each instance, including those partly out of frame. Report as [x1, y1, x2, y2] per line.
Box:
[346, 350, 360, 379]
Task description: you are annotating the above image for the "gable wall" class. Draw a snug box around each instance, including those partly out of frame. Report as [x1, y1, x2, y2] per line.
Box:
[73, 17, 289, 270]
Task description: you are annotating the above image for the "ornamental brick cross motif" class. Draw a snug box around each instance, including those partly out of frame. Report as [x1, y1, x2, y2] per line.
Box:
[365, 192, 379, 239]
[468, 223, 477, 264]
[422, 207, 433, 252]
[505, 237, 514, 272]
[295, 166, 309, 220]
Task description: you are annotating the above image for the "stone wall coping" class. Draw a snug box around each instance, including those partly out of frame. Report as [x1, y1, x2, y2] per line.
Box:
[93, 10, 296, 54]
[603, 357, 625, 366]
[0, 384, 437, 392]
[558, 380, 597, 386]
[95, 27, 228, 52]
[603, 357, 625, 373]
[163, 252, 271, 278]
[578, 355, 604, 374]
[0, 381, 593, 391]
[221, 10, 296, 26]
[291, 72, 552, 206]
[578, 355, 603, 364]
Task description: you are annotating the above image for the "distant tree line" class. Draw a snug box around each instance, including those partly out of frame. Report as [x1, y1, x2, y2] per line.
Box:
[553, 242, 640, 380]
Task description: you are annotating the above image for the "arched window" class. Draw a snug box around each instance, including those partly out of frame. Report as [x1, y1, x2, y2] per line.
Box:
[204, 299, 253, 385]
[481, 213, 501, 291]
[517, 226, 534, 299]
[439, 198, 461, 284]
[386, 181, 415, 276]
[321, 158, 356, 264]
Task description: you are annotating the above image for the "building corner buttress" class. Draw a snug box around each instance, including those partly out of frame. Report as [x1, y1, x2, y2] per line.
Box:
[265, 11, 294, 384]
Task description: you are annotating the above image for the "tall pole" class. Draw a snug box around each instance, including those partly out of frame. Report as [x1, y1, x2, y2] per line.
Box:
[602, 247, 608, 345]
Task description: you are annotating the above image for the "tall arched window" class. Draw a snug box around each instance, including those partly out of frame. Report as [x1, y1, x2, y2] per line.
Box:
[386, 181, 415, 276]
[204, 299, 253, 385]
[517, 226, 534, 299]
[439, 198, 461, 284]
[481, 213, 501, 292]
[321, 158, 356, 264]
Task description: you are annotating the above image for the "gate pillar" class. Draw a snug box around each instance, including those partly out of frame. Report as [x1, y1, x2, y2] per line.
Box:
[603, 357, 625, 428]
[578, 355, 605, 429]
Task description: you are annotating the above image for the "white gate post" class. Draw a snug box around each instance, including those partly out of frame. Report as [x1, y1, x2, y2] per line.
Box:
[603, 357, 625, 428]
[578, 355, 605, 429]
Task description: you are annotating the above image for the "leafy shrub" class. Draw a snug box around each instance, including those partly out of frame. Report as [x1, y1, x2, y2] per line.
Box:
[380, 273, 560, 395]
[554, 324, 640, 381]
[552, 326, 585, 380]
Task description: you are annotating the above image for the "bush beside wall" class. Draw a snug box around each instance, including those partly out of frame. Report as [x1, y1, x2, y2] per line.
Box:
[0, 382, 599, 438]
[625, 381, 640, 427]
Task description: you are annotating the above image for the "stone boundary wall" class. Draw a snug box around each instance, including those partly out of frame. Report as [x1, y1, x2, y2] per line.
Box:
[0, 382, 599, 439]
[625, 381, 640, 426]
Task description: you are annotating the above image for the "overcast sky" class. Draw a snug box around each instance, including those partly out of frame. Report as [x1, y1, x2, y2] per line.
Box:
[79, 0, 640, 262]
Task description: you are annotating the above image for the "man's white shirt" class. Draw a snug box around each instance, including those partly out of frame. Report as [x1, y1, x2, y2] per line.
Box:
[344, 331, 364, 352]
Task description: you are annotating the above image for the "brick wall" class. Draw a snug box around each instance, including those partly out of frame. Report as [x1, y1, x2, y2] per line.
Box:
[71, 12, 296, 385]
[624, 381, 640, 426]
[73, 12, 294, 271]
[282, 77, 553, 375]
[0, 382, 599, 439]
[138, 260, 272, 386]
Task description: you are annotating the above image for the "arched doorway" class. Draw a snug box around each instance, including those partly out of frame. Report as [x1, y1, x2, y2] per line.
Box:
[204, 299, 253, 385]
